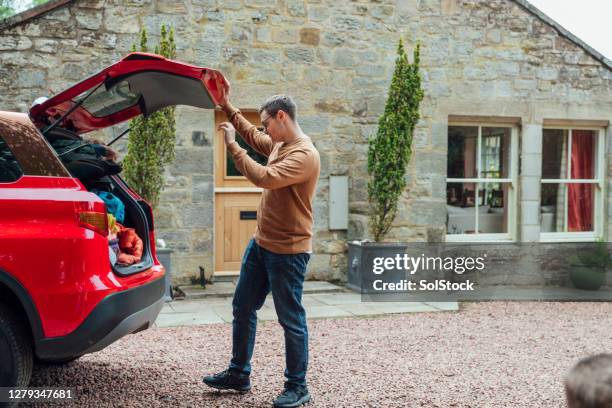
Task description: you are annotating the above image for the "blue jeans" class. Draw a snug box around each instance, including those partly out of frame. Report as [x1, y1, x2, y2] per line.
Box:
[229, 239, 310, 387]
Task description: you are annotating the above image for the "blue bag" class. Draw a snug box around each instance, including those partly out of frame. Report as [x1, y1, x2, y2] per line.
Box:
[95, 191, 125, 224]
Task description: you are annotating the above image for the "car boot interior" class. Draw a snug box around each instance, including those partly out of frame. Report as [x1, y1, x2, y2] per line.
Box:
[44, 127, 152, 276]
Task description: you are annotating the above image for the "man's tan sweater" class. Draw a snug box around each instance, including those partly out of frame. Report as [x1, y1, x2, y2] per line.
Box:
[224, 108, 320, 254]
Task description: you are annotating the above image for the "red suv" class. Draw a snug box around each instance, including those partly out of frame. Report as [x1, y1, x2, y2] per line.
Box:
[0, 53, 226, 388]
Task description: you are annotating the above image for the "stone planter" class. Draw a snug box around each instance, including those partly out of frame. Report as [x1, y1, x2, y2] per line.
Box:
[157, 248, 174, 302]
[569, 265, 606, 290]
[347, 241, 408, 292]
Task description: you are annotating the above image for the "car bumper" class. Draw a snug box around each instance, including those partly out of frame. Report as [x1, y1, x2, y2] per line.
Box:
[35, 276, 165, 361]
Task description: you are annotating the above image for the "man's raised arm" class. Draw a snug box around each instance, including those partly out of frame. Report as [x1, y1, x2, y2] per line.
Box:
[221, 104, 274, 157]
[214, 75, 274, 156]
[227, 143, 316, 190]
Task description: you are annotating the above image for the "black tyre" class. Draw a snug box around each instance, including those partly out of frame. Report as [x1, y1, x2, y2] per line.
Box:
[0, 302, 33, 390]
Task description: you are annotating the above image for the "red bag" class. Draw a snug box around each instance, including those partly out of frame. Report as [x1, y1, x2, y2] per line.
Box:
[116, 226, 143, 265]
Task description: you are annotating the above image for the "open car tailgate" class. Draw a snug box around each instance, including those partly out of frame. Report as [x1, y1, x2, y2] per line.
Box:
[29, 52, 228, 134]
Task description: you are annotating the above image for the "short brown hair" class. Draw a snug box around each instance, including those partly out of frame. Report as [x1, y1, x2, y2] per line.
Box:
[259, 95, 297, 121]
[565, 354, 612, 408]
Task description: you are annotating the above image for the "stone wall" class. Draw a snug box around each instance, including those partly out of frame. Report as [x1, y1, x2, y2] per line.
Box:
[0, 0, 610, 283]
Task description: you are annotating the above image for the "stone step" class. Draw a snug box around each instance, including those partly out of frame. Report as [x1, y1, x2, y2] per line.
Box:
[177, 280, 347, 300]
[212, 274, 239, 283]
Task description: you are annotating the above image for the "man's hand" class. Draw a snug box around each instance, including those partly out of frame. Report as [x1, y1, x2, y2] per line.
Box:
[214, 72, 231, 109]
[218, 122, 236, 145]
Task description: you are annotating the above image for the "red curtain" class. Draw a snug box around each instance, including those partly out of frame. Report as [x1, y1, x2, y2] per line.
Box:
[568, 130, 594, 231]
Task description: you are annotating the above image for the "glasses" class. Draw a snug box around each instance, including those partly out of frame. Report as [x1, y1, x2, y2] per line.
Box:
[261, 112, 277, 133]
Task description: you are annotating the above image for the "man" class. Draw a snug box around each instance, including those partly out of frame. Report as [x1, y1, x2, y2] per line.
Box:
[203, 81, 320, 408]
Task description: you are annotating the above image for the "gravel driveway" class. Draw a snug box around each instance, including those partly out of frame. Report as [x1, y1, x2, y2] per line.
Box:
[29, 302, 612, 407]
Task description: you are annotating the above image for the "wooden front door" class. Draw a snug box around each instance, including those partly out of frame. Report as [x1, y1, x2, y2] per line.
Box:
[214, 110, 266, 275]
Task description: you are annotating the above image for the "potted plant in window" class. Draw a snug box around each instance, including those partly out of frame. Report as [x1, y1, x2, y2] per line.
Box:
[568, 240, 610, 290]
[347, 39, 424, 291]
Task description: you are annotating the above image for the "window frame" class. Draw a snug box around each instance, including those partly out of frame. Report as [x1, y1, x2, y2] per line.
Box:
[539, 126, 606, 243]
[223, 132, 268, 180]
[445, 122, 519, 243]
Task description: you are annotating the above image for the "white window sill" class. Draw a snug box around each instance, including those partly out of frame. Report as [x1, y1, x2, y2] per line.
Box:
[445, 234, 515, 243]
[539, 233, 601, 243]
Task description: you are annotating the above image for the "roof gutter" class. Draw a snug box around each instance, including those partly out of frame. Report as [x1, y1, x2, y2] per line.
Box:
[512, 0, 612, 71]
[0, 0, 73, 31]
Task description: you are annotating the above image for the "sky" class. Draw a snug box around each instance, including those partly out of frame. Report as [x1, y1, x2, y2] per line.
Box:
[527, 0, 611, 60]
[11, 0, 612, 60]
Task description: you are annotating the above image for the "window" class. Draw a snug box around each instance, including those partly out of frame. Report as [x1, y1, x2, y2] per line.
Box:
[225, 132, 267, 177]
[214, 110, 269, 189]
[446, 124, 518, 241]
[0, 136, 23, 183]
[540, 128, 605, 241]
[75, 80, 140, 118]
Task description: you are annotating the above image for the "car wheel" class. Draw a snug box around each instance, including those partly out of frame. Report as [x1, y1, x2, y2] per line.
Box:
[0, 303, 33, 390]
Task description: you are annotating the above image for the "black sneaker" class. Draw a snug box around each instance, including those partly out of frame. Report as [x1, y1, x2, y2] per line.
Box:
[203, 369, 251, 392]
[273, 384, 311, 408]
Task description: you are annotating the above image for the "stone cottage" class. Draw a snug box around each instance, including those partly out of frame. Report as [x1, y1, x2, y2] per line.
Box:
[0, 0, 610, 284]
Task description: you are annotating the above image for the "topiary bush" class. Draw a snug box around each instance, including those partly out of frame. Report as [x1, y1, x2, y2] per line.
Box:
[367, 39, 424, 242]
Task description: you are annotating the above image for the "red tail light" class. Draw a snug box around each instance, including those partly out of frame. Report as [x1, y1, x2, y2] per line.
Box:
[75, 201, 108, 237]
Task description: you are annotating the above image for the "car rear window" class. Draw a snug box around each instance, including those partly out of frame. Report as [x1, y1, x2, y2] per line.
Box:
[0, 136, 23, 183]
[74, 80, 141, 118]
[0, 114, 70, 178]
